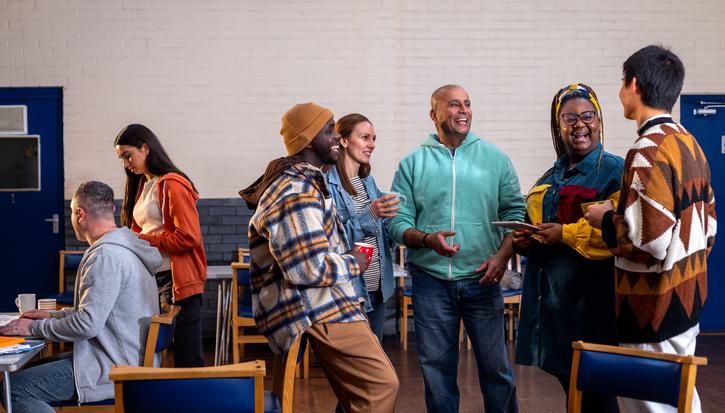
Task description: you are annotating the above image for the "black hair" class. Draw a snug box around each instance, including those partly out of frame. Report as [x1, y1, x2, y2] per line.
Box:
[623, 45, 684, 112]
[74, 180, 114, 218]
[114, 124, 197, 227]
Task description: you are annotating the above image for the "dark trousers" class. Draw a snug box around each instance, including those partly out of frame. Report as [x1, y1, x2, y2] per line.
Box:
[172, 293, 205, 367]
[155, 270, 205, 367]
[555, 374, 619, 413]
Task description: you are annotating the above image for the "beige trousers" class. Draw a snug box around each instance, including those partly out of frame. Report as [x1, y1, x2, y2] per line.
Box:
[306, 321, 399, 413]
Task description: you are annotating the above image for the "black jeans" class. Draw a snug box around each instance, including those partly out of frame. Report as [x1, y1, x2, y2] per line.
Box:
[555, 374, 619, 413]
[155, 270, 205, 367]
[172, 293, 205, 367]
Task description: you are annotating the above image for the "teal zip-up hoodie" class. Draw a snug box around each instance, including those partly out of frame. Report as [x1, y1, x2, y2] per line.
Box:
[386, 132, 525, 280]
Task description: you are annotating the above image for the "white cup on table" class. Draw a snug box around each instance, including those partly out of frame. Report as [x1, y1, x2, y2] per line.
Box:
[15, 293, 36, 313]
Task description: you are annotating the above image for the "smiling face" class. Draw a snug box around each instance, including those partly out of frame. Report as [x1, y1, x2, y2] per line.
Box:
[558, 97, 601, 161]
[310, 117, 341, 165]
[115, 144, 148, 175]
[342, 121, 376, 165]
[431, 86, 472, 140]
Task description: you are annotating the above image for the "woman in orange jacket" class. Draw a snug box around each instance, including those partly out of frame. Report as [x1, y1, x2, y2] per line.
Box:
[114, 124, 207, 367]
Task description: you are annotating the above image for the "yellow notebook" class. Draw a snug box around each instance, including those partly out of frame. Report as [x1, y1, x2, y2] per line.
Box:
[0, 337, 25, 348]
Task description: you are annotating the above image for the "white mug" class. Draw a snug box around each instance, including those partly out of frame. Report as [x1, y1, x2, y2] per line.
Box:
[15, 293, 36, 313]
[384, 191, 407, 208]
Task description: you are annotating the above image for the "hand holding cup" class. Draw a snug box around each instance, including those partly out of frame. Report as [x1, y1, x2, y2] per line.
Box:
[370, 193, 401, 218]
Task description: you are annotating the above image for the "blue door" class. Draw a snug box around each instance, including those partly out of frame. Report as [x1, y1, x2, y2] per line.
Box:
[681, 95, 725, 332]
[0, 87, 64, 311]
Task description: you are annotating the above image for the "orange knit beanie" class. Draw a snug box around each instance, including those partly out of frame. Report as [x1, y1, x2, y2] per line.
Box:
[280, 102, 333, 155]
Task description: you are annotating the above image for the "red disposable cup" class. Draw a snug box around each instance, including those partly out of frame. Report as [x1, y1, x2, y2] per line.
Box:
[353, 242, 374, 263]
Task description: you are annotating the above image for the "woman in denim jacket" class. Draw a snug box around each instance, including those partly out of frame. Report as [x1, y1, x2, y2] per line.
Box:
[326, 113, 398, 343]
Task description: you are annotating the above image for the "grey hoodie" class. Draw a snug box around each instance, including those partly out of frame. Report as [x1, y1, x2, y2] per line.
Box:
[32, 227, 161, 403]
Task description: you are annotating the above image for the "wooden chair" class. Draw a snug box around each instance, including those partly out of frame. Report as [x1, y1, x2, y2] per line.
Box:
[52, 250, 84, 309]
[502, 254, 523, 342]
[143, 304, 181, 367]
[52, 305, 181, 412]
[110, 361, 266, 413]
[568, 341, 707, 413]
[396, 246, 414, 351]
[231, 261, 268, 363]
[266, 334, 306, 413]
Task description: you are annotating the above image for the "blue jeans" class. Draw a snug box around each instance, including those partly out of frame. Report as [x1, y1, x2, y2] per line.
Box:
[6, 354, 75, 413]
[410, 263, 518, 413]
[366, 289, 387, 344]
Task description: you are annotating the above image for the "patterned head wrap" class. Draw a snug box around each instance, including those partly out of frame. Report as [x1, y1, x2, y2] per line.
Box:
[550, 83, 604, 159]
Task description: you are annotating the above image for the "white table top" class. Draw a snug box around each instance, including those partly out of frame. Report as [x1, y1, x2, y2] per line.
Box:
[0, 340, 45, 372]
[207, 265, 233, 280]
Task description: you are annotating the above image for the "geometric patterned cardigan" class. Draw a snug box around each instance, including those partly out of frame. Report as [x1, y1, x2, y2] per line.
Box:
[602, 116, 717, 343]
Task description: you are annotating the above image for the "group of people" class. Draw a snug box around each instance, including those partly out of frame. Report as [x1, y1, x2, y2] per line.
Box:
[241, 44, 716, 413]
[1, 127, 207, 411]
[0, 44, 716, 413]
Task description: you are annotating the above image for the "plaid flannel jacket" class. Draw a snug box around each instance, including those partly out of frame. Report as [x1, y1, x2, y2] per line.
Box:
[248, 162, 365, 354]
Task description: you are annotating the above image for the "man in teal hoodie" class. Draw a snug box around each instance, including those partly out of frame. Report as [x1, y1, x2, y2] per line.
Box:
[387, 85, 524, 413]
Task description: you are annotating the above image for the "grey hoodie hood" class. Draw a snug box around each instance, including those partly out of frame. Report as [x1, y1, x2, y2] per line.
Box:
[88, 227, 162, 275]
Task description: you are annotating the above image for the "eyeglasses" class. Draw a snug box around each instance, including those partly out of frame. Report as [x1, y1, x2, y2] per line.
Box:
[560, 111, 598, 126]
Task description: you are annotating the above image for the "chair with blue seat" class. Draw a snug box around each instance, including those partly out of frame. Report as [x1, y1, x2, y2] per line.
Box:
[231, 261, 268, 363]
[52, 250, 85, 309]
[502, 253, 524, 342]
[568, 340, 708, 413]
[52, 305, 181, 412]
[109, 360, 266, 413]
[265, 334, 307, 413]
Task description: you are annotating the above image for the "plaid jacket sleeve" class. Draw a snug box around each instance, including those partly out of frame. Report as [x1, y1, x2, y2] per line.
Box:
[257, 190, 360, 287]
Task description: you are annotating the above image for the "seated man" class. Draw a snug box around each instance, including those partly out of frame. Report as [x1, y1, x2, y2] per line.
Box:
[0, 181, 161, 413]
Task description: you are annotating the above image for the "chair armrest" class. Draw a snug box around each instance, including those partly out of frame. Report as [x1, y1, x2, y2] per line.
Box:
[152, 305, 181, 325]
[572, 341, 708, 365]
[110, 360, 266, 381]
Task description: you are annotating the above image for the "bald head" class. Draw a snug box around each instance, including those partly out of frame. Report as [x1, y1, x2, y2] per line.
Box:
[431, 84, 466, 111]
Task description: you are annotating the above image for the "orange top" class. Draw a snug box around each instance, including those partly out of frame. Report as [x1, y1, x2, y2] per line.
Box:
[133, 173, 207, 301]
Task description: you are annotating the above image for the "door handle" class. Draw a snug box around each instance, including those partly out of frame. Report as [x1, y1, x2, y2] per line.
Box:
[44, 213, 59, 234]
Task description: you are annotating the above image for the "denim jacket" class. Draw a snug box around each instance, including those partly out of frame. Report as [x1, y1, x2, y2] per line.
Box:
[326, 166, 395, 311]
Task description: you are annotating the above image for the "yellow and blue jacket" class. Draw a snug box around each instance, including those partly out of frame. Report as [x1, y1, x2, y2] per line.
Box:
[515, 144, 624, 376]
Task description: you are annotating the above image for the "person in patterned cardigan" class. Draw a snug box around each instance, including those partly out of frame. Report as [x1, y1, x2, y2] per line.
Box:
[586, 45, 716, 413]
[240, 102, 399, 413]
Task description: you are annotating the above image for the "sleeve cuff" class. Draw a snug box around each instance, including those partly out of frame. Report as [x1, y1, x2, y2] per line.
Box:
[601, 210, 617, 248]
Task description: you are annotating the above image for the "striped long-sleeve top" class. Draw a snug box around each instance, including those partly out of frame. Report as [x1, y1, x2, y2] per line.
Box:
[247, 162, 365, 354]
[602, 115, 717, 343]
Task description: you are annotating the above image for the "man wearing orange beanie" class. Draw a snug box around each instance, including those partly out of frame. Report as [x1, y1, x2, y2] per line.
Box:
[240, 102, 399, 413]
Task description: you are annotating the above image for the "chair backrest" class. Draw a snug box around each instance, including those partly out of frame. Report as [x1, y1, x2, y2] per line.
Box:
[58, 250, 84, 294]
[231, 262, 252, 317]
[110, 361, 265, 413]
[271, 334, 305, 413]
[568, 341, 707, 413]
[143, 305, 181, 367]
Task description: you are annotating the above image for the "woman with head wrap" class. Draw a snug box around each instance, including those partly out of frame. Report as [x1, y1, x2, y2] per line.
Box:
[513, 84, 624, 412]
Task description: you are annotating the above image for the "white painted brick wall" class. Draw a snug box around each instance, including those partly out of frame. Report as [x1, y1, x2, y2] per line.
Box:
[1, 0, 724, 198]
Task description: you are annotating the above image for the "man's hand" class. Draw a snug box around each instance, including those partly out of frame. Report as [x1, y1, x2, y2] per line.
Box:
[536, 223, 562, 245]
[0, 318, 33, 336]
[428, 230, 460, 257]
[20, 309, 52, 320]
[476, 252, 508, 285]
[584, 200, 614, 229]
[348, 250, 370, 274]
